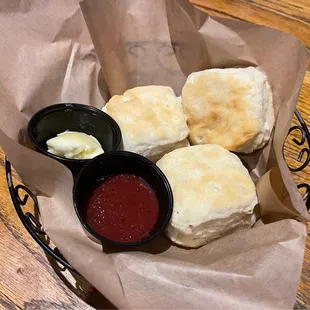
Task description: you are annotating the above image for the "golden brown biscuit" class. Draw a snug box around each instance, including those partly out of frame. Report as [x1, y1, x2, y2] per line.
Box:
[182, 67, 274, 153]
[103, 86, 189, 160]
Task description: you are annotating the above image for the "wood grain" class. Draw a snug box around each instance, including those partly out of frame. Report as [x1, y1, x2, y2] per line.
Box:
[192, 0, 310, 70]
[193, 0, 310, 45]
[0, 160, 94, 309]
[0, 1, 310, 309]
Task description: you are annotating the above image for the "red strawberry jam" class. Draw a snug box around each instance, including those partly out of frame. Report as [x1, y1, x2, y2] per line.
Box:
[84, 174, 160, 243]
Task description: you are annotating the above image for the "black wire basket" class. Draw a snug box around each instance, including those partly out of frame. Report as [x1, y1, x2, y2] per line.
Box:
[5, 108, 310, 273]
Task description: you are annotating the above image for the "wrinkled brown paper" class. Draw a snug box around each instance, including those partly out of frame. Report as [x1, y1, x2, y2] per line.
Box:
[0, 0, 309, 308]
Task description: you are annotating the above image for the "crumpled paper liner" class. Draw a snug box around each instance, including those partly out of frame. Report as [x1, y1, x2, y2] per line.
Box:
[0, 0, 309, 308]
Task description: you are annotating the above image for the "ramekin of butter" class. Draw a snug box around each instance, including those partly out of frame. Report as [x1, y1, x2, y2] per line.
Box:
[28, 103, 122, 175]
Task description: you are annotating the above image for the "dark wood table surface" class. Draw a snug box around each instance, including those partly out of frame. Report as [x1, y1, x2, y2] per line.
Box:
[0, 0, 310, 309]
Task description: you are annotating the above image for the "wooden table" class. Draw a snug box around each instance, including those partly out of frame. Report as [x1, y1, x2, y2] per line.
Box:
[0, 0, 309, 309]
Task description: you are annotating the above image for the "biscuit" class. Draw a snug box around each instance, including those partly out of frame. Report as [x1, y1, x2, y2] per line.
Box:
[182, 67, 274, 153]
[157, 144, 258, 248]
[103, 86, 189, 160]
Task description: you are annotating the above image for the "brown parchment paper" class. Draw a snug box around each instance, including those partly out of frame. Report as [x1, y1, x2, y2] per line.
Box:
[0, 0, 309, 308]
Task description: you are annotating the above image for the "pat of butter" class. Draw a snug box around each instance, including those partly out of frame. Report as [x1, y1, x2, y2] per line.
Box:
[47, 131, 104, 159]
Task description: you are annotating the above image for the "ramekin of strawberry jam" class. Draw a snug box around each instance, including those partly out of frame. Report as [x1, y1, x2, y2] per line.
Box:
[73, 151, 173, 247]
